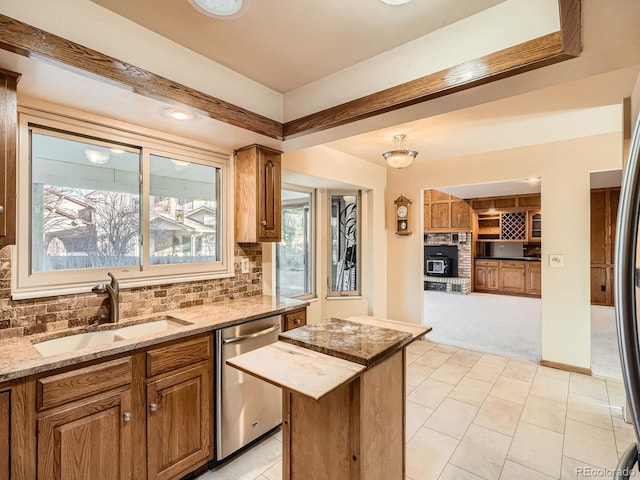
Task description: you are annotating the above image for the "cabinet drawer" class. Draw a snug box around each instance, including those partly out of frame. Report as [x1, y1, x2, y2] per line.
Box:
[475, 259, 499, 267]
[37, 357, 132, 411]
[146, 335, 212, 378]
[284, 308, 307, 331]
[526, 262, 541, 271]
[499, 261, 525, 269]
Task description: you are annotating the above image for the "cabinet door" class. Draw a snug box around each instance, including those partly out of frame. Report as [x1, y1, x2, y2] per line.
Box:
[487, 266, 500, 290]
[429, 203, 450, 230]
[590, 267, 608, 305]
[500, 264, 526, 293]
[608, 189, 620, 265]
[147, 363, 212, 480]
[526, 264, 542, 296]
[591, 191, 607, 264]
[0, 390, 8, 480]
[0, 72, 18, 245]
[37, 389, 133, 480]
[451, 202, 471, 230]
[257, 147, 281, 242]
[528, 210, 542, 242]
[474, 266, 487, 290]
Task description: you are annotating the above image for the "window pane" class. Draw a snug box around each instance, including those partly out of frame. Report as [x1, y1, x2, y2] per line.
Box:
[31, 132, 141, 272]
[276, 189, 312, 297]
[149, 154, 220, 265]
[330, 193, 359, 293]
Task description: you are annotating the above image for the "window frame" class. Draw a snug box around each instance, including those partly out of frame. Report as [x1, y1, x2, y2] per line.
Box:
[327, 189, 361, 297]
[275, 184, 316, 300]
[13, 108, 234, 299]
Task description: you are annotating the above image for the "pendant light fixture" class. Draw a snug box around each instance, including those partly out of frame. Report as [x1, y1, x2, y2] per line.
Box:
[383, 134, 418, 169]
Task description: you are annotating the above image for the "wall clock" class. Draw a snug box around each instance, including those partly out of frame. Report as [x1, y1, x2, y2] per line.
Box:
[394, 195, 412, 235]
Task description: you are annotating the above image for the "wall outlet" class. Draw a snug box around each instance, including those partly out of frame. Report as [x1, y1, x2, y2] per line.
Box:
[549, 254, 564, 267]
[240, 257, 250, 274]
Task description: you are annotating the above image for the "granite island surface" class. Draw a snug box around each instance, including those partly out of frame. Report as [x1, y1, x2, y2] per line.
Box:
[227, 315, 431, 480]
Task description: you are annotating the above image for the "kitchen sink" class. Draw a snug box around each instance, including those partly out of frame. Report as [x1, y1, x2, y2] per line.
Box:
[33, 316, 192, 357]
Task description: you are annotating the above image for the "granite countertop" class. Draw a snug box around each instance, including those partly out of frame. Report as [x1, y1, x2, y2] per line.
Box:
[278, 317, 413, 367]
[475, 256, 542, 262]
[0, 295, 308, 383]
[227, 315, 431, 400]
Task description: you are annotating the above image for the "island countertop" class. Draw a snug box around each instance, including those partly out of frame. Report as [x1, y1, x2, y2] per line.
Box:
[226, 315, 431, 401]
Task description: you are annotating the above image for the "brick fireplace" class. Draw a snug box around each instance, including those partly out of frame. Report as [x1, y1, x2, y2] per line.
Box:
[423, 232, 472, 294]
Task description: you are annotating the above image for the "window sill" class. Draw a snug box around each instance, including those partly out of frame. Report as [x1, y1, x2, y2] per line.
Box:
[325, 296, 363, 301]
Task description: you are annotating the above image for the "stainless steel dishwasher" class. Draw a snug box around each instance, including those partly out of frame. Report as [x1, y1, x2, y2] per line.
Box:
[215, 315, 282, 461]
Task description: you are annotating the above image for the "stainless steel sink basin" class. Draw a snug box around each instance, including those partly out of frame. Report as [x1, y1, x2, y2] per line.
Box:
[33, 316, 192, 357]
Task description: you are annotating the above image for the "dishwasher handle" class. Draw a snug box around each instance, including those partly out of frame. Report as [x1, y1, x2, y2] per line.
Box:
[222, 324, 280, 344]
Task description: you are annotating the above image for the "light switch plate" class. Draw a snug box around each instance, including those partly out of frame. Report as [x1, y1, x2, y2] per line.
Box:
[240, 257, 250, 273]
[549, 254, 563, 267]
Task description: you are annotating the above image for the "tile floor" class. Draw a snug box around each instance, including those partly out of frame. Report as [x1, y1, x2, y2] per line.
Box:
[199, 339, 637, 480]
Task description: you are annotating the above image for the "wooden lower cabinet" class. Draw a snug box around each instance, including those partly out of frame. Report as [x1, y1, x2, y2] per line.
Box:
[591, 266, 614, 306]
[474, 261, 499, 292]
[0, 390, 9, 480]
[26, 334, 213, 480]
[283, 308, 307, 331]
[474, 259, 541, 297]
[37, 389, 134, 480]
[147, 362, 212, 480]
[500, 261, 526, 293]
[526, 263, 542, 296]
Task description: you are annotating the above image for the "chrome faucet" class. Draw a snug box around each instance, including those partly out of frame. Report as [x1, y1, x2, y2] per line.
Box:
[91, 272, 120, 323]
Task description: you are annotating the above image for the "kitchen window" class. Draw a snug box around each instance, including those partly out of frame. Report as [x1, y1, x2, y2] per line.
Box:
[328, 191, 360, 297]
[14, 109, 232, 298]
[275, 186, 315, 299]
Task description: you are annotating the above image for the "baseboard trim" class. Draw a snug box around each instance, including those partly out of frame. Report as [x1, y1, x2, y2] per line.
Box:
[540, 359, 592, 376]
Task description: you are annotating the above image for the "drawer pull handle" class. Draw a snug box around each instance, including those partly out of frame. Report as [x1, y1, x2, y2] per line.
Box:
[123, 411, 132, 422]
[0, 205, 3, 214]
[260, 220, 267, 226]
[149, 402, 158, 412]
[293, 319, 301, 325]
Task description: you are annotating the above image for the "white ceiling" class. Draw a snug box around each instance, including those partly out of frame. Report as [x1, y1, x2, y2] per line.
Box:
[89, 0, 505, 93]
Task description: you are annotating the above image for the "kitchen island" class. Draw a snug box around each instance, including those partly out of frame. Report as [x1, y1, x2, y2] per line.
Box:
[227, 315, 430, 480]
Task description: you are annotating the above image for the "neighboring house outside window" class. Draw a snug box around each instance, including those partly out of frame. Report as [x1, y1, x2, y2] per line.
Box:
[14, 109, 232, 298]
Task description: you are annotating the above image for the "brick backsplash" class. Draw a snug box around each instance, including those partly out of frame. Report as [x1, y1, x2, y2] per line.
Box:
[424, 232, 472, 279]
[0, 242, 262, 338]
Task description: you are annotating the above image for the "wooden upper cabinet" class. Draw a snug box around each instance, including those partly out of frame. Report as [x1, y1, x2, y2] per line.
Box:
[235, 144, 282, 243]
[470, 193, 540, 212]
[0, 69, 19, 245]
[423, 189, 472, 232]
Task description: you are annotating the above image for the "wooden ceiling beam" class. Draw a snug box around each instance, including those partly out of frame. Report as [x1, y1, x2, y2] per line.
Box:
[0, 0, 580, 142]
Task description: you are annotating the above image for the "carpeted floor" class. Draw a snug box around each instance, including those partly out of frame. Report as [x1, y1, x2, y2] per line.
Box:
[423, 291, 621, 379]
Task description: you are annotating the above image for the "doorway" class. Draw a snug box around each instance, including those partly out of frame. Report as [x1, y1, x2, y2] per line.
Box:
[422, 179, 543, 363]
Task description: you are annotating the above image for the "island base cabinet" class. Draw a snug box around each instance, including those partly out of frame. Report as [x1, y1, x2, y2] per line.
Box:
[37, 389, 134, 480]
[146, 363, 212, 480]
[283, 351, 404, 480]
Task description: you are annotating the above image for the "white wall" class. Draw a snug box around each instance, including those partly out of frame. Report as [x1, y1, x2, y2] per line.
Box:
[263, 146, 387, 324]
[386, 133, 623, 370]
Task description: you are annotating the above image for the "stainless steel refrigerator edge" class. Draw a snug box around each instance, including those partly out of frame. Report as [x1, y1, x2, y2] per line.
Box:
[614, 113, 640, 479]
[215, 315, 283, 461]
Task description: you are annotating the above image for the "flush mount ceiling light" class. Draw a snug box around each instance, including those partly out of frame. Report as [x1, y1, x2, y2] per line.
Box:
[382, 134, 418, 169]
[171, 159, 191, 167]
[163, 107, 196, 121]
[379, 0, 413, 5]
[84, 149, 110, 165]
[187, 0, 248, 19]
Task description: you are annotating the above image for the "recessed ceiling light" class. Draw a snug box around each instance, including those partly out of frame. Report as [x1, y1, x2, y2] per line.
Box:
[188, 0, 249, 19]
[380, 0, 413, 5]
[163, 107, 196, 121]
